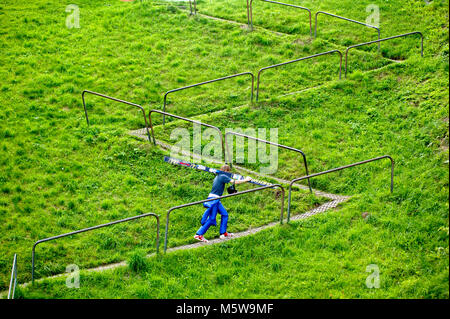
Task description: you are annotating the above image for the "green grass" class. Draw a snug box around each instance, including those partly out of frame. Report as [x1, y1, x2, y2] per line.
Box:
[1, 0, 448, 298]
[0, 0, 326, 289]
[199, 0, 446, 56]
[20, 207, 449, 299]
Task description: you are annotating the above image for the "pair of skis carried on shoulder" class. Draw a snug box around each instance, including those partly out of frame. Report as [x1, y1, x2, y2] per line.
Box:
[163, 156, 273, 187]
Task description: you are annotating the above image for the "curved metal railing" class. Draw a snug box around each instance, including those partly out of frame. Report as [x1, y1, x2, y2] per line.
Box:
[344, 31, 424, 77]
[81, 90, 152, 142]
[32, 212, 160, 283]
[256, 50, 343, 101]
[162, 72, 255, 124]
[287, 155, 394, 222]
[8, 254, 18, 299]
[246, 0, 311, 35]
[164, 184, 285, 252]
[224, 131, 312, 192]
[315, 11, 381, 51]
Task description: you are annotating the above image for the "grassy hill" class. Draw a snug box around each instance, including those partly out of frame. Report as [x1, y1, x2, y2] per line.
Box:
[0, 0, 448, 298]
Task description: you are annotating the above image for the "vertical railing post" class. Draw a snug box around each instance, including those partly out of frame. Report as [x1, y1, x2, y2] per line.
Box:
[81, 90, 152, 142]
[344, 32, 424, 77]
[260, 0, 312, 36]
[8, 254, 18, 299]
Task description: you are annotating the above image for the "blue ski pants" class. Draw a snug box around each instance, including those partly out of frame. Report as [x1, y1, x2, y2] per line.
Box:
[196, 197, 228, 236]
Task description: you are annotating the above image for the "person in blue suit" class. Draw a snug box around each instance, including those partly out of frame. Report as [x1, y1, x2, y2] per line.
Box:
[194, 164, 251, 242]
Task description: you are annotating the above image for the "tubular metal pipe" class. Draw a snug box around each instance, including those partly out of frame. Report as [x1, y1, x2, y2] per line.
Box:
[148, 109, 225, 162]
[189, 0, 197, 15]
[224, 131, 312, 192]
[344, 31, 424, 77]
[260, 0, 312, 36]
[256, 50, 342, 101]
[314, 11, 381, 51]
[162, 72, 255, 124]
[81, 90, 152, 142]
[164, 184, 285, 252]
[32, 213, 160, 284]
[287, 155, 394, 222]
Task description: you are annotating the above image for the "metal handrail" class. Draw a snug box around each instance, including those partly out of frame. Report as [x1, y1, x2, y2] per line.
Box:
[162, 72, 255, 124]
[260, 0, 312, 36]
[315, 11, 381, 51]
[148, 109, 225, 161]
[256, 50, 343, 101]
[287, 155, 394, 222]
[32, 212, 160, 284]
[246, 0, 311, 35]
[81, 90, 152, 142]
[345, 31, 424, 77]
[224, 131, 312, 192]
[164, 184, 285, 252]
[189, 0, 197, 15]
[247, 0, 254, 29]
[8, 254, 18, 299]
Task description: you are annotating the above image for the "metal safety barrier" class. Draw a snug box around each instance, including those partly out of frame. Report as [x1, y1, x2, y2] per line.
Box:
[31, 213, 160, 284]
[149, 109, 225, 161]
[260, 0, 312, 36]
[8, 254, 18, 299]
[81, 90, 152, 142]
[162, 72, 255, 124]
[344, 31, 424, 77]
[224, 131, 312, 192]
[246, 0, 311, 35]
[164, 184, 285, 252]
[314, 11, 381, 51]
[287, 155, 394, 222]
[256, 50, 343, 101]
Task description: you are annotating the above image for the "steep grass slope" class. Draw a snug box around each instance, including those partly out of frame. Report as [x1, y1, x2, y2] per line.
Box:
[1, 0, 448, 298]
